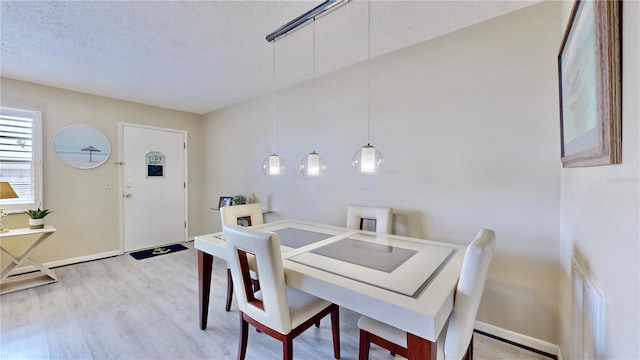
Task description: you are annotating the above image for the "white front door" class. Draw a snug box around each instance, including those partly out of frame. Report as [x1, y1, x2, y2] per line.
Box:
[121, 123, 187, 252]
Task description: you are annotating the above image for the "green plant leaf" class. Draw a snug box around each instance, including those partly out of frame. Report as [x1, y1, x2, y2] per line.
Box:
[24, 207, 52, 219]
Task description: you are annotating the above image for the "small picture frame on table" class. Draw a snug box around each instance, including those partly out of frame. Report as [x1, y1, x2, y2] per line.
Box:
[218, 196, 232, 209]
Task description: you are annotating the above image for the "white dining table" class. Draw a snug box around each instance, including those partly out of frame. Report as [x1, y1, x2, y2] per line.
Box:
[194, 220, 465, 360]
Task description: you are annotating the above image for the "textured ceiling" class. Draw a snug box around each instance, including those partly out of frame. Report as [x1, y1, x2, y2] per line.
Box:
[1, 1, 539, 115]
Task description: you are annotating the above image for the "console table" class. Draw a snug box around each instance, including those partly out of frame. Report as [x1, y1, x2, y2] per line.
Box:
[0, 226, 58, 294]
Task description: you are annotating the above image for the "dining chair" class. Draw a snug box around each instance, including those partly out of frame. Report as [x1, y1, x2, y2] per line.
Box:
[346, 205, 393, 234]
[224, 225, 341, 360]
[220, 203, 264, 311]
[357, 228, 496, 360]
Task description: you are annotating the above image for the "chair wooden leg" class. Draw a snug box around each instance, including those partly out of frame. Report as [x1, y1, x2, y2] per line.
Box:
[238, 312, 249, 360]
[331, 306, 341, 359]
[283, 335, 294, 360]
[247, 277, 262, 332]
[252, 278, 260, 292]
[359, 329, 371, 360]
[237, 303, 338, 360]
[363, 330, 408, 359]
[315, 320, 321, 328]
[226, 268, 233, 312]
[198, 250, 213, 330]
[463, 334, 473, 360]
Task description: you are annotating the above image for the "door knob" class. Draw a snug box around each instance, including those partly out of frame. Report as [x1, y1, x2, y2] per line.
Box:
[125, 193, 133, 198]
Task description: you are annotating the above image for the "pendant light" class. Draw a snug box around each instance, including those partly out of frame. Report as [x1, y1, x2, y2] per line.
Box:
[353, 0, 383, 174]
[262, 41, 285, 175]
[300, 19, 327, 177]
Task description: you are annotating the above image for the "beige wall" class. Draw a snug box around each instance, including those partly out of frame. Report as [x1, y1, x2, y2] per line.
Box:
[559, 1, 640, 359]
[6, 1, 637, 354]
[1, 78, 207, 263]
[202, 2, 562, 343]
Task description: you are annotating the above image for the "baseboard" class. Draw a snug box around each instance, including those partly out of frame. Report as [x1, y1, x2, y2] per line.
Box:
[475, 320, 559, 357]
[8, 240, 196, 275]
[7, 250, 122, 276]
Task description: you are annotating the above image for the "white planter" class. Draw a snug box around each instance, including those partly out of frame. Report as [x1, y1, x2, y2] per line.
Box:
[29, 218, 45, 229]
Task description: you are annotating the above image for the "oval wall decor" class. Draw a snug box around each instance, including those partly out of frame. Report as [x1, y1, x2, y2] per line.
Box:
[53, 125, 111, 169]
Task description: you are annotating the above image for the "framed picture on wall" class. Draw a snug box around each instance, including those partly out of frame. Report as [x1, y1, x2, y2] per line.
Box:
[53, 125, 111, 169]
[218, 196, 232, 209]
[558, 0, 621, 168]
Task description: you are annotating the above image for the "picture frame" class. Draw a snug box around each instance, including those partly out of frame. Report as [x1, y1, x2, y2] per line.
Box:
[53, 125, 111, 169]
[558, 0, 621, 168]
[218, 196, 233, 209]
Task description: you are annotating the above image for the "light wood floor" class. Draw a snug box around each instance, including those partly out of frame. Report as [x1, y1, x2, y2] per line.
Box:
[1, 242, 551, 360]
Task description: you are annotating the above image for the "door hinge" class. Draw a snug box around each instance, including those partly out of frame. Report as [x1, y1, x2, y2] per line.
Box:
[184, 221, 187, 228]
[184, 182, 186, 188]
[184, 143, 186, 149]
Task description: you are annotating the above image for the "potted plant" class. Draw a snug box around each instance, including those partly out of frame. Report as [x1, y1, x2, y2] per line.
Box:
[232, 194, 247, 205]
[25, 208, 52, 229]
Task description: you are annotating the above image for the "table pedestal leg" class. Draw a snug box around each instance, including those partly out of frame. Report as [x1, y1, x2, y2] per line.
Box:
[198, 250, 213, 330]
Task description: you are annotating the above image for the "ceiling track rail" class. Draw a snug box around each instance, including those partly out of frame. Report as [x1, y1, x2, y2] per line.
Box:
[265, 0, 351, 43]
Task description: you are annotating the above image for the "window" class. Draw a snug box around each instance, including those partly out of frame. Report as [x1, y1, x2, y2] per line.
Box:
[0, 107, 42, 212]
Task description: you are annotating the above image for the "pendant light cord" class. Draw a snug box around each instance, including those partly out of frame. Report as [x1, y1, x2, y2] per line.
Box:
[272, 41, 277, 154]
[367, 0, 371, 146]
[312, 18, 317, 152]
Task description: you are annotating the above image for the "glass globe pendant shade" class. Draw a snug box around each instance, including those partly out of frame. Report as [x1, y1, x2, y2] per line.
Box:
[262, 154, 285, 175]
[300, 151, 327, 177]
[352, 144, 383, 174]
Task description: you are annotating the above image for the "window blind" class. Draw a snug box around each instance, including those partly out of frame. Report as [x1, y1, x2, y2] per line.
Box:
[0, 107, 42, 210]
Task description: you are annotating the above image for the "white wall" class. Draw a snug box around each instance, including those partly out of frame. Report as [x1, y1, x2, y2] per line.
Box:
[202, 2, 562, 343]
[559, 1, 640, 359]
[1, 78, 207, 263]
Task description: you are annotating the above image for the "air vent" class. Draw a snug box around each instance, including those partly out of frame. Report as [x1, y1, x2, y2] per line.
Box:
[571, 255, 604, 359]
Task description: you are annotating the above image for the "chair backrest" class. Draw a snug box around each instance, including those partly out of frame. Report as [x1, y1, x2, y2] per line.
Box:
[223, 225, 292, 334]
[443, 228, 496, 360]
[220, 203, 264, 227]
[346, 205, 393, 234]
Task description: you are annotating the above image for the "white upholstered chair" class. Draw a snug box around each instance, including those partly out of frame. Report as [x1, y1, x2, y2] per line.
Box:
[358, 228, 496, 360]
[220, 203, 264, 311]
[224, 225, 341, 360]
[346, 205, 393, 234]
